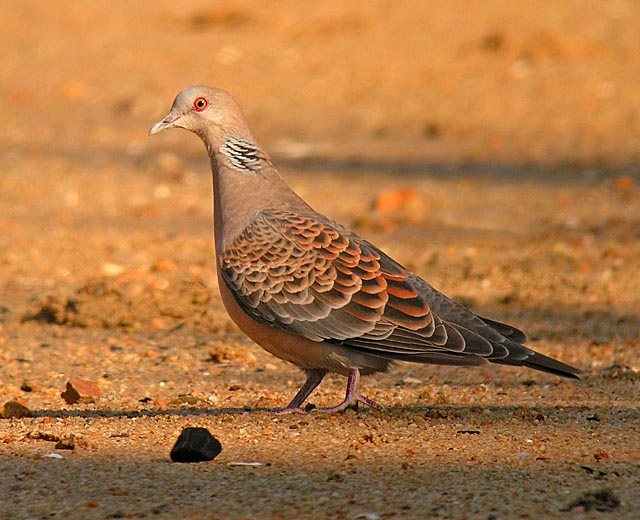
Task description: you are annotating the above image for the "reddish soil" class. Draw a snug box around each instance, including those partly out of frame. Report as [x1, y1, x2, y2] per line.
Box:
[1, 2, 639, 519]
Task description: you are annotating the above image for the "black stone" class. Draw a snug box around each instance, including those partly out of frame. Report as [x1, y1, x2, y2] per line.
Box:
[170, 427, 222, 463]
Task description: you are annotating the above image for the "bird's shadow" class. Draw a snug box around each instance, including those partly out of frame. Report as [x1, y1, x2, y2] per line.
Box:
[23, 401, 635, 423]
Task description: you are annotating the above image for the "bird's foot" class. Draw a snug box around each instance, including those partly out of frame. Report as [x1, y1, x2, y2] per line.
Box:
[314, 392, 383, 413]
[261, 368, 384, 414]
[313, 369, 383, 413]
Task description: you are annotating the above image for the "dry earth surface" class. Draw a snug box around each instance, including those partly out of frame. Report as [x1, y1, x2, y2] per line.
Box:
[1, 2, 639, 519]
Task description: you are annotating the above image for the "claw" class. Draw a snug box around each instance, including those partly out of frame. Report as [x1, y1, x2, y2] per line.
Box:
[314, 369, 383, 413]
[265, 367, 383, 414]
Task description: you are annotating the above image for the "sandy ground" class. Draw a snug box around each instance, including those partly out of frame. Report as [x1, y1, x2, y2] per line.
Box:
[1, 2, 639, 519]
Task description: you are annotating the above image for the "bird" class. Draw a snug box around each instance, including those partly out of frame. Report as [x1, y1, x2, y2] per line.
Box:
[149, 85, 582, 413]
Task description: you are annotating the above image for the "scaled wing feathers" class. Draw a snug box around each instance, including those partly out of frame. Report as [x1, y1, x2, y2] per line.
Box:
[221, 209, 521, 364]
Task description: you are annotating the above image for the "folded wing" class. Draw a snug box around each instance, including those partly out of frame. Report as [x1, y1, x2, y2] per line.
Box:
[221, 208, 580, 377]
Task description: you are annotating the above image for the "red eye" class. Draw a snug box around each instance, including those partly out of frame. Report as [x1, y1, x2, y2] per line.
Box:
[193, 97, 208, 111]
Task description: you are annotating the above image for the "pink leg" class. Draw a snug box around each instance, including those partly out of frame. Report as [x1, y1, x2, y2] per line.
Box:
[316, 369, 383, 413]
[271, 369, 327, 414]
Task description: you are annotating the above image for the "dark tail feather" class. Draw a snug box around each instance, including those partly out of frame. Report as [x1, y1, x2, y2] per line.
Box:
[478, 315, 528, 343]
[496, 351, 583, 379]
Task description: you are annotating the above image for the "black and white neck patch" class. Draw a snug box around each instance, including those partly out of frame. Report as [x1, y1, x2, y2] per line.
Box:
[221, 135, 265, 173]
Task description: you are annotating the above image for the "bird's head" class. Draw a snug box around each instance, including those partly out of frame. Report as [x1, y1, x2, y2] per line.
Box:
[149, 85, 247, 138]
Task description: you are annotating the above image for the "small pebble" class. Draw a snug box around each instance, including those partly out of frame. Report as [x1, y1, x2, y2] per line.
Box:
[43, 453, 63, 459]
[100, 262, 125, 276]
[2, 399, 33, 418]
[61, 377, 103, 404]
[20, 380, 37, 392]
[170, 427, 222, 463]
[55, 440, 75, 450]
[352, 513, 380, 520]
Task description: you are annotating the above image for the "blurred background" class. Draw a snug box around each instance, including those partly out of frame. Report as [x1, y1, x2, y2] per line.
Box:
[3, 0, 640, 168]
[0, 1, 638, 360]
[2, 0, 639, 336]
[2, 4, 640, 517]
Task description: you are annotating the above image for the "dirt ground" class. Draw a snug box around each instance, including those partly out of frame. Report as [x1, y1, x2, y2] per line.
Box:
[1, 2, 639, 519]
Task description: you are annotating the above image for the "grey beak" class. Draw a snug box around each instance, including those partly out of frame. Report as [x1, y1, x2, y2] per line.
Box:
[149, 112, 182, 136]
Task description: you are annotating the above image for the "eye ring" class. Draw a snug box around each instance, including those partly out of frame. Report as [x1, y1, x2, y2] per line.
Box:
[193, 97, 209, 112]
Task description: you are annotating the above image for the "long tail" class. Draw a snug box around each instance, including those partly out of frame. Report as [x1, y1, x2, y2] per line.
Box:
[496, 351, 583, 379]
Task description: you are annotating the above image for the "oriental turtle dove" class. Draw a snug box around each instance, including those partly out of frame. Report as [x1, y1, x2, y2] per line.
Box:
[150, 86, 582, 413]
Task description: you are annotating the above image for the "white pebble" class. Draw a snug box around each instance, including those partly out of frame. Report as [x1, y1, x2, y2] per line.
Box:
[43, 453, 63, 459]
